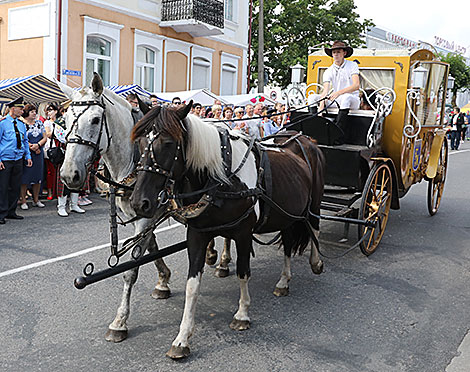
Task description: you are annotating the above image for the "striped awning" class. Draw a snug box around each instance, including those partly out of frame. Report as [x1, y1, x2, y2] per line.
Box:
[106, 84, 170, 102]
[106, 84, 151, 98]
[0, 75, 68, 103]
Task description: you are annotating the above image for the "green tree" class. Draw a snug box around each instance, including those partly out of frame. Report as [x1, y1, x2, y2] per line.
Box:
[250, 0, 374, 88]
[439, 52, 470, 107]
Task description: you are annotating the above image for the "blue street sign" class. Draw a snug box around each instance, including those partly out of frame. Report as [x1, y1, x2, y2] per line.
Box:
[62, 69, 82, 77]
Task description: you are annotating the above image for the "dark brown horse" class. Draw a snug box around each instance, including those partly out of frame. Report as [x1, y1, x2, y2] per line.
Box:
[130, 102, 325, 359]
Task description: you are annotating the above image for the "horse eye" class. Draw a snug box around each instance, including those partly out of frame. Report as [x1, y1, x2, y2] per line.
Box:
[91, 117, 100, 125]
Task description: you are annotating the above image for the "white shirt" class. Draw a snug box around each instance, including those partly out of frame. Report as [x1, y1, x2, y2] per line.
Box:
[323, 59, 360, 97]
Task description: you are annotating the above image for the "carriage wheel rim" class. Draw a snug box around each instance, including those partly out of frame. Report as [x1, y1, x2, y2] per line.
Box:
[428, 139, 448, 215]
[360, 164, 392, 254]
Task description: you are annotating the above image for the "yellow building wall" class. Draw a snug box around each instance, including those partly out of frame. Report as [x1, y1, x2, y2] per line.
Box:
[67, 0, 244, 93]
[0, 0, 44, 79]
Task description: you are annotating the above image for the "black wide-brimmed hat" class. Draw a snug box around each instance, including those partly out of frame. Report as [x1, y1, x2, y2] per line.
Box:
[7, 96, 25, 108]
[325, 41, 354, 58]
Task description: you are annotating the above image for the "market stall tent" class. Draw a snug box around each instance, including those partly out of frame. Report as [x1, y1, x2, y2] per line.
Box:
[154, 89, 228, 106]
[219, 93, 277, 106]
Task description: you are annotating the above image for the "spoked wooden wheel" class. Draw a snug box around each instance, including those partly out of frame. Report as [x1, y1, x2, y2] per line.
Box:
[427, 138, 448, 216]
[358, 162, 393, 256]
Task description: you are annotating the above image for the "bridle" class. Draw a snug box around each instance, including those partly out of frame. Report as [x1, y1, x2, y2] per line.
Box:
[136, 126, 184, 208]
[65, 98, 112, 164]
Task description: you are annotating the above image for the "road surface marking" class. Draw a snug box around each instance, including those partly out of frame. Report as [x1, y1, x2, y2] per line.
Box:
[0, 223, 183, 278]
[446, 329, 470, 372]
[449, 149, 470, 155]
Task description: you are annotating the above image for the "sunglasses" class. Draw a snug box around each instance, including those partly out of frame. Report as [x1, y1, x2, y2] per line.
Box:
[173, 101, 181, 105]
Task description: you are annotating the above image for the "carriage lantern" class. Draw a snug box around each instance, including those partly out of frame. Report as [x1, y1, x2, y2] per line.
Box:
[291, 63, 305, 84]
[412, 65, 428, 90]
[447, 74, 455, 90]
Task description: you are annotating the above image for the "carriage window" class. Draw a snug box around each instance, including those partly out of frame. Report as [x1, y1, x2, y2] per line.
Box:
[86, 36, 111, 86]
[317, 68, 395, 90]
[136, 46, 156, 92]
[359, 69, 395, 90]
[414, 63, 447, 126]
[192, 57, 211, 90]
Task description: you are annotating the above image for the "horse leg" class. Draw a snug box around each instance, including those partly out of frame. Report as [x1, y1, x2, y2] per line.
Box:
[147, 233, 172, 299]
[205, 239, 218, 266]
[309, 228, 323, 275]
[229, 234, 252, 331]
[105, 267, 139, 342]
[273, 254, 292, 297]
[167, 230, 210, 359]
[214, 238, 232, 278]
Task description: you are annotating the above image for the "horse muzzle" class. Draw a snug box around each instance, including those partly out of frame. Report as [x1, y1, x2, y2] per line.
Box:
[60, 164, 87, 191]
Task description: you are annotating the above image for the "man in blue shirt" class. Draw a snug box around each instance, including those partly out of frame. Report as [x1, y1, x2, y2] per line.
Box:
[0, 97, 32, 224]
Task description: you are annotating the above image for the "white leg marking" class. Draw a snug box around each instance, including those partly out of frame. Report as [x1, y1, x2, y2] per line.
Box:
[233, 276, 251, 322]
[171, 274, 202, 348]
[109, 268, 138, 331]
[275, 255, 292, 290]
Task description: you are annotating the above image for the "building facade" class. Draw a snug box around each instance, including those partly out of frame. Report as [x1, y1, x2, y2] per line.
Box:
[0, 0, 249, 94]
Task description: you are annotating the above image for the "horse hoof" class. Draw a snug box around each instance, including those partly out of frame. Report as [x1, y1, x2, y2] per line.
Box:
[151, 288, 171, 299]
[229, 318, 250, 331]
[311, 260, 324, 275]
[214, 267, 229, 278]
[273, 287, 289, 297]
[166, 345, 190, 359]
[105, 329, 128, 343]
[205, 253, 218, 266]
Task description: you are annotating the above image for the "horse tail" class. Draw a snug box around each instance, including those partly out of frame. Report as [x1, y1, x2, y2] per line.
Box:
[281, 221, 311, 256]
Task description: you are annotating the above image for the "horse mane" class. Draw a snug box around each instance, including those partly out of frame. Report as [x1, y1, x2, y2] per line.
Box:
[131, 107, 229, 184]
[131, 105, 184, 142]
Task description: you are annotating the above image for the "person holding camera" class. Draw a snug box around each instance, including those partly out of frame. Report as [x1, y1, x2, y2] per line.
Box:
[0, 97, 32, 224]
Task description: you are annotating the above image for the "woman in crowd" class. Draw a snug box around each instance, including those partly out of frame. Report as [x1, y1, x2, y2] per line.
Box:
[19, 104, 47, 209]
[44, 104, 85, 217]
[222, 106, 234, 128]
[43, 104, 59, 200]
[211, 104, 223, 120]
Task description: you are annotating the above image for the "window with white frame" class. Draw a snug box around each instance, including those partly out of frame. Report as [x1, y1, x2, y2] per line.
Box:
[221, 63, 237, 95]
[192, 57, 211, 90]
[82, 17, 123, 86]
[86, 36, 112, 86]
[136, 46, 156, 92]
[225, 0, 234, 22]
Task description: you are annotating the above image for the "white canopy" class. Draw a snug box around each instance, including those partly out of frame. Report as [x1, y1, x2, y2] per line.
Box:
[154, 89, 228, 106]
[219, 93, 277, 107]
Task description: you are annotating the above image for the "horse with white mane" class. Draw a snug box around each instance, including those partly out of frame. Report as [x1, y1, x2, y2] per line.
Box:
[130, 102, 325, 358]
[59, 73, 173, 343]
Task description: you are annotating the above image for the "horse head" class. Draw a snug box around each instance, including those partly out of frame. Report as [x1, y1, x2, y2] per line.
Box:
[60, 73, 113, 189]
[130, 102, 192, 218]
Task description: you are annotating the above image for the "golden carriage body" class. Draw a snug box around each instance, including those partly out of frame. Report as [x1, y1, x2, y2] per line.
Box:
[290, 48, 449, 254]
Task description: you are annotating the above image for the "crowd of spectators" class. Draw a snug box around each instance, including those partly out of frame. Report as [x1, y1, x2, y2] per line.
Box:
[0, 97, 92, 224]
[146, 95, 290, 140]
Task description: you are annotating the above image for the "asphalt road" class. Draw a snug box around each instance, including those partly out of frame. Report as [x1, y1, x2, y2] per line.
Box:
[1, 142, 470, 372]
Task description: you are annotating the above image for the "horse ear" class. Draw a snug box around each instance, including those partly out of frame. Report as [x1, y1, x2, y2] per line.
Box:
[138, 95, 151, 115]
[91, 72, 104, 96]
[177, 100, 193, 120]
[57, 80, 78, 100]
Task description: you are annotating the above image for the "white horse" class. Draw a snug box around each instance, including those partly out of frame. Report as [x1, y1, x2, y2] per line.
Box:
[59, 73, 172, 343]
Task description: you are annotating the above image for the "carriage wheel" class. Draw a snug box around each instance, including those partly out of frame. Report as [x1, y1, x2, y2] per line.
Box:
[358, 162, 393, 256]
[427, 138, 448, 216]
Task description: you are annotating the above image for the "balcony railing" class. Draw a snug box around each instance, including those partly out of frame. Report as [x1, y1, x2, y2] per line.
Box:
[160, 0, 224, 37]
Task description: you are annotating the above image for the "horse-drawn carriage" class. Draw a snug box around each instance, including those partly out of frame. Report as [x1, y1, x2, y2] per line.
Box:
[62, 47, 450, 359]
[289, 47, 450, 255]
